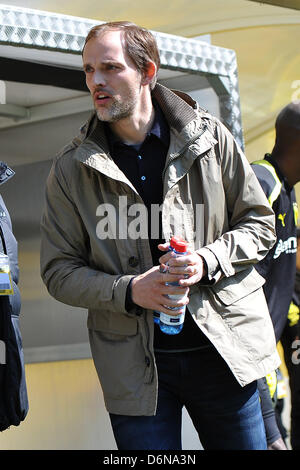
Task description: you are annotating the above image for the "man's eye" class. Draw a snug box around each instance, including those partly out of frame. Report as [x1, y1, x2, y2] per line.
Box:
[84, 66, 93, 73]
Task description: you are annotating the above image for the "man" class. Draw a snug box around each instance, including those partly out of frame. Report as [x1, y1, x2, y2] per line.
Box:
[252, 101, 300, 450]
[282, 229, 300, 450]
[40, 21, 280, 450]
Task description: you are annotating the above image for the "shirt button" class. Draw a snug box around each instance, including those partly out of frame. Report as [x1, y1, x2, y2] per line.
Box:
[141, 176, 146, 181]
[138, 155, 142, 160]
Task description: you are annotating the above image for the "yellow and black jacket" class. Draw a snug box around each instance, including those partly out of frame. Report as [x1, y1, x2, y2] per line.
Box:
[252, 154, 298, 342]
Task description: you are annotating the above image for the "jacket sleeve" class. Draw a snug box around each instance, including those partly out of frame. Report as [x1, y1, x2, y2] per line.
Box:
[197, 121, 276, 282]
[251, 163, 275, 203]
[40, 157, 133, 313]
[250, 162, 279, 280]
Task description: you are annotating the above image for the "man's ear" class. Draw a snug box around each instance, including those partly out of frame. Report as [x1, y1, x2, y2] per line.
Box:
[141, 61, 156, 86]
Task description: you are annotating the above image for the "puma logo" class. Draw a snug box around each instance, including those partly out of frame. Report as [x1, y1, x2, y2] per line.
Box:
[278, 213, 286, 227]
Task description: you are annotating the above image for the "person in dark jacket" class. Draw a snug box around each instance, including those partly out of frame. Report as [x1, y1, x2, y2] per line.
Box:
[0, 161, 28, 429]
[252, 101, 300, 449]
[279, 228, 300, 449]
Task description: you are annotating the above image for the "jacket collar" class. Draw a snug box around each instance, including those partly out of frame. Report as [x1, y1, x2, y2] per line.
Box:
[152, 83, 198, 133]
[81, 83, 199, 145]
[76, 83, 216, 168]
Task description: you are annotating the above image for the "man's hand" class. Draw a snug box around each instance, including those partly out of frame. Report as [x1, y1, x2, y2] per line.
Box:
[131, 266, 189, 315]
[131, 243, 206, 313]
[158, 242, 207, 287]
[267, 437, 287, 450]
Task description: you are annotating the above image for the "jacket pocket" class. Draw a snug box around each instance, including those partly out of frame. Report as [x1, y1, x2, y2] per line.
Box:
[211, 267, 265, 306]
[88, 308, 138, 336]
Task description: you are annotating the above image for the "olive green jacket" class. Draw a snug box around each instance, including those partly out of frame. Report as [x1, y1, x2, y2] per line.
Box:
[40, 84, 280, 415]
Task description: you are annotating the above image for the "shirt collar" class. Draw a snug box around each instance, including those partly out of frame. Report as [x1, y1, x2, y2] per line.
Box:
[104, 99, 169, 150]
[149, 100, 170, 147]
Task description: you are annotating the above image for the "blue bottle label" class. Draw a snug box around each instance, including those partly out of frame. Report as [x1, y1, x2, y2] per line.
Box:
[160, 312, 185, 325]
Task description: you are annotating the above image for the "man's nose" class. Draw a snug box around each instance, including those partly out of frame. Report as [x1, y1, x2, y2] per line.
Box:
[93, 70, 106, 87]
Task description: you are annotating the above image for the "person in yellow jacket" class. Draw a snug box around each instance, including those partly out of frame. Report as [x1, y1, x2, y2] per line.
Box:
[279, 229, 300, 449]
[252, 102, 300, 449]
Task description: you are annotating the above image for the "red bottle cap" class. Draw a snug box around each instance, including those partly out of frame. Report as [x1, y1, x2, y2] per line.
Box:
[170, 236, 188, 253]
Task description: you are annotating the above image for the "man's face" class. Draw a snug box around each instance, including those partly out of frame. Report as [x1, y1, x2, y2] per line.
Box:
[83, 30, 143, 122]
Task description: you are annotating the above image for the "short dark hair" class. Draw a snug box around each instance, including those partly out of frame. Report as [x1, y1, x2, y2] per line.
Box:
[83, 21, 160, 90]
[274, 100, 300, 149]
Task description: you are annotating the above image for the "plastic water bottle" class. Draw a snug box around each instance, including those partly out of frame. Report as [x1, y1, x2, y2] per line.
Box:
[159, 236, 189, 335]
[153, 311, 160, 324]
[153, 245, 173, 325]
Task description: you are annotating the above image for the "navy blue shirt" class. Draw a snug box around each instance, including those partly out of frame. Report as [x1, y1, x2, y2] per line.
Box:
[104, 100, 168, 265]
[105, 101, 211, 351]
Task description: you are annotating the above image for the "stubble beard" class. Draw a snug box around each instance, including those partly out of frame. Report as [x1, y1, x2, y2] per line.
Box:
[95, 79, 142, 123]
[96, 98, 136, 122]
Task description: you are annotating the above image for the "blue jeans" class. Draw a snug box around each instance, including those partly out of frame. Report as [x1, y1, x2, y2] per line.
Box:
[109, 347, 267, 450]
